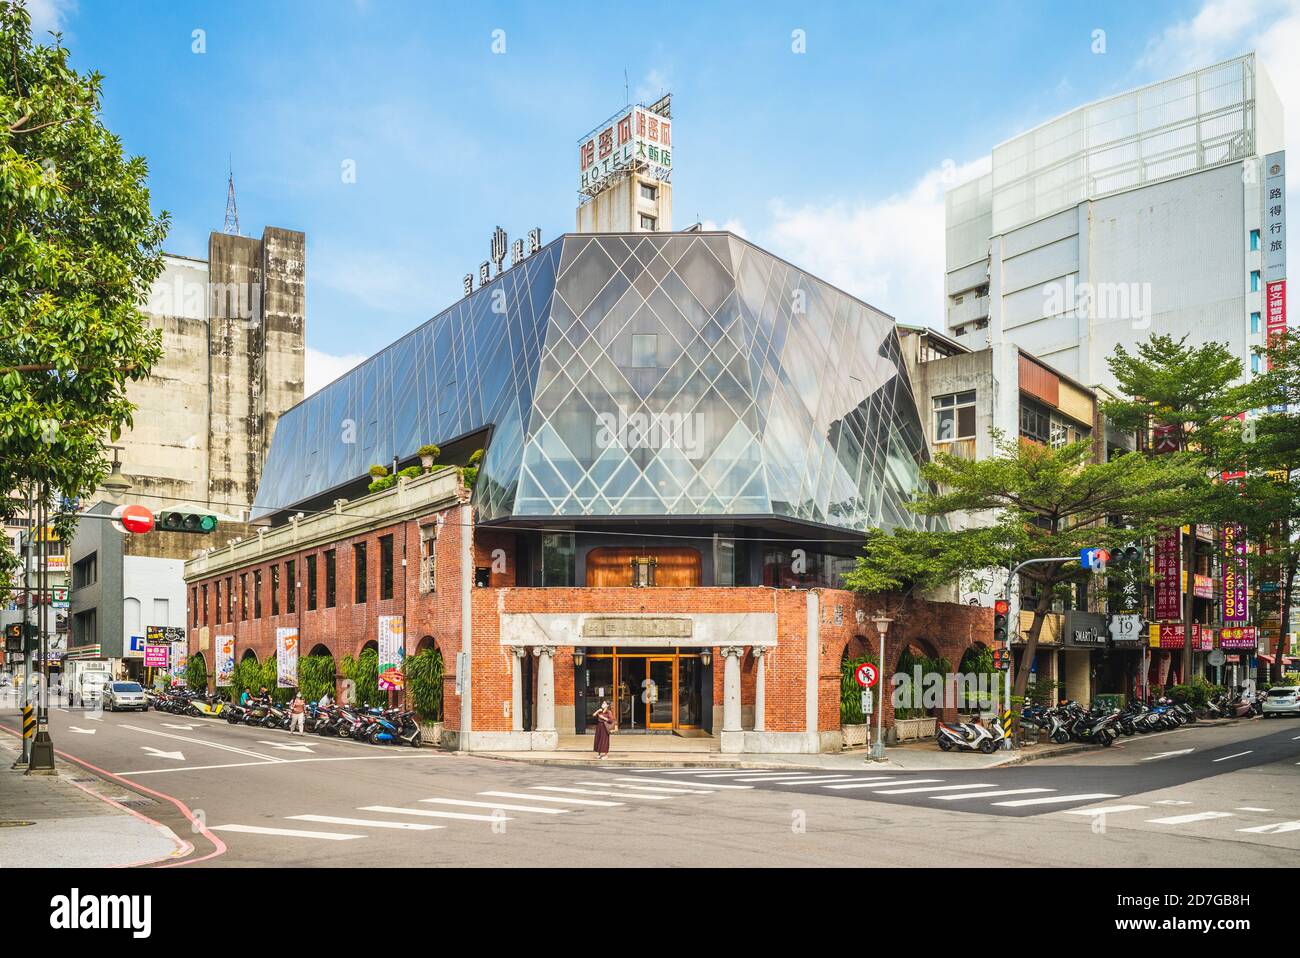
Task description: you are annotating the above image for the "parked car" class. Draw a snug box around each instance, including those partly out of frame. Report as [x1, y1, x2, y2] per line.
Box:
[1261, 686, 1300, 717]
[103, 681, 149, 712]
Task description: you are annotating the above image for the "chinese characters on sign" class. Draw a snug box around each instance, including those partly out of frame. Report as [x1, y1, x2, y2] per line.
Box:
[1219, 626, 1257, 651]
[463, 227, 543, 296]
[1149, 624, 1212, 650]
[578, 104, 673, 195]
[1154, 527, 1181, 621]
[1222, 523, 1249, 627]
[1264, 151, 1285, 284]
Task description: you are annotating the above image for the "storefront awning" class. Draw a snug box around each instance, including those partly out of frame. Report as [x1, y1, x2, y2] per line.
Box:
[1258, 654, 1275, 664]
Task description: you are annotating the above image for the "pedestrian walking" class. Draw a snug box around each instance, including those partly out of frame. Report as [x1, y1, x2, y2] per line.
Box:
[289, 692, 306, 735]
[593, 700, 613, 758]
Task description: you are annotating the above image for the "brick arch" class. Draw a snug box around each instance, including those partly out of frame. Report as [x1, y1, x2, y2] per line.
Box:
[307, 643, 333, 658]
[840, 635, 870, 664]
[415, 635, 437, 654]
[360, 640, 378, 654]
[240, 649, 258, 663]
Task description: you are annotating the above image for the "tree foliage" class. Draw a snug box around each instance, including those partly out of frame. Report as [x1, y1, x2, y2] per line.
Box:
[0, 2, 167, 560]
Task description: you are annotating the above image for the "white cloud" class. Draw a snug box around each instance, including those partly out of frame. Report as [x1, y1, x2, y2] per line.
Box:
[634, 68, 671, 105]
[757, 156, 991, 329]
[24, 0, 75, 37]
[700, 218, 748, 237]
[304, 346, 367, 397]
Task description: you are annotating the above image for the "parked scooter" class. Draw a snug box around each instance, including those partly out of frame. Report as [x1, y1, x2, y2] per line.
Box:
[936, 717, 1008, 754]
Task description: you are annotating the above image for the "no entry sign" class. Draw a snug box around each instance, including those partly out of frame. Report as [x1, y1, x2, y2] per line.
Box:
[855, 662, 879, 689]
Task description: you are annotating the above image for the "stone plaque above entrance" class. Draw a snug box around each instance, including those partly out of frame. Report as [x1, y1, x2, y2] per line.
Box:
[581, 617, 693, 640]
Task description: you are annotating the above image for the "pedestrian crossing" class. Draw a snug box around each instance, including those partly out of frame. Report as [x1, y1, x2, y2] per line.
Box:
[203, 767, 1300, 847]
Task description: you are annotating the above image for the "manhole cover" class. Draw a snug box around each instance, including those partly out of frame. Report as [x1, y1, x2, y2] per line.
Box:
[0, 821, 36, 827]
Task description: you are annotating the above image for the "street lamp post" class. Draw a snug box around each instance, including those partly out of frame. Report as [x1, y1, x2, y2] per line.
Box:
[869, 611, 893, 761]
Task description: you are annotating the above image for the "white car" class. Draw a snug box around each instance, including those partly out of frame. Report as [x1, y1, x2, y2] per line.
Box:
[103, 681, 148, 712]
[1262, 686, 1300, 717]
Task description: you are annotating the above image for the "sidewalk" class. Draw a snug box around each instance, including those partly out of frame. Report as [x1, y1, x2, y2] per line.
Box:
[474, 739, 1086, 770]
[0, 733, 190, 868]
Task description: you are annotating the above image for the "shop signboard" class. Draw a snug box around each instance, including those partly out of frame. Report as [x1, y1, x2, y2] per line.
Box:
[143, 644, 169, 668]
[1154, 528, 1181, 620]
[1219, 626, 1257, 650]
[126, 635, 146, 659]
[578, 103, 673, 196]
[1222, 523, 1249, 626]
[1149, 623, 1210, 650]
[1062, 610, 1108, 647]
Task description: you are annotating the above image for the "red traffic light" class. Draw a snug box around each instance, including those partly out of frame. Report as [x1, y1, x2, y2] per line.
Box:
[112, 503, 155, 535]
[993, 599, 1009, 615]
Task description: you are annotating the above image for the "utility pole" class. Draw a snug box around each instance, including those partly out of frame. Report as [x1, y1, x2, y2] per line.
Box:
[26, 482, 56, 775]
[12, 484, 34, 767]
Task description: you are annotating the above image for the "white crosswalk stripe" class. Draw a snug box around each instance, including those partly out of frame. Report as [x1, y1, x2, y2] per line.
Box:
[992, 793, 1118, 808]
[724, 774, 831, 782]
[287, 814, 442, 830]
[823, 778, 941, 790]
[420, 798, 569, 814]
[210, 823, 364, 840]
[874, 783, 998, 795]
[759, 775, 857, 784]
[659, 770, 775, 777]
[1237, 821, 1300, 834]
[1063, 805, 1149, 816]
[482, 790, 622, 807]
[360, 805, 511, 823]
[531, 786, 670, 800]
[932, 788, 1053, 801]
[575, 781, 714, 794]
[611, 776, 749, 789]
[1146, 812, 1235, 825]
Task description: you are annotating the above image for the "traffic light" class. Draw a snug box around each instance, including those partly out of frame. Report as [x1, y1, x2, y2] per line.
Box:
[157, 510, 218, 534]
[1116, 543, 1144, 564]
[993, 599, 1009, 644]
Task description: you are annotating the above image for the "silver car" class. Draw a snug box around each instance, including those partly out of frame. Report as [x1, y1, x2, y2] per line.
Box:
[103, 681, 149, 712]
[1262, 686, 1300, 717]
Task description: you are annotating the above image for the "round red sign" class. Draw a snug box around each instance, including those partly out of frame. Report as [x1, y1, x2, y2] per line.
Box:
[118, 504, 154, 535]
[855, 662, 879, 689]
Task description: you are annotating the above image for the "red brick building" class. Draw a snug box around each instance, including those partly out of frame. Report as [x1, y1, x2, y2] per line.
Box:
[184, 469, 990, 753]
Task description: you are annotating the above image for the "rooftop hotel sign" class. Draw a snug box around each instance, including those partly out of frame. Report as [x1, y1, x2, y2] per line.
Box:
[579, 103, 673, 196]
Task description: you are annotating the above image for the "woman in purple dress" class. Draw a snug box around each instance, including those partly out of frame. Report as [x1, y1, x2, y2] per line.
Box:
[593, 701, 612, 758]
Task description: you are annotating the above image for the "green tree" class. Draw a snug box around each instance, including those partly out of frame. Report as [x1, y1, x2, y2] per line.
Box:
[1232, 329, 1300, 681]
[0, 1, 166, 561]
[1104, 334, 1247, 680]
[846, 431, 1202, 698]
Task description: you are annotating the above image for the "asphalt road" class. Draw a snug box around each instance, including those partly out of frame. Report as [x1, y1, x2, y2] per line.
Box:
[3, 704, 1298, 867]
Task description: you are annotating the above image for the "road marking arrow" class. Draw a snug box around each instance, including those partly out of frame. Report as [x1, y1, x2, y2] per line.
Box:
[1141, 749, 1194, 762]
[161, 723, 197, 730]
[67, 726, 96, 734]
[257, 740, 315, 753]
[141, 746, 186, 761]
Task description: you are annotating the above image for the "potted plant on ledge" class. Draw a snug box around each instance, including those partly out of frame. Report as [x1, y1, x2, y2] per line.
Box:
[417, 444, 440, 472]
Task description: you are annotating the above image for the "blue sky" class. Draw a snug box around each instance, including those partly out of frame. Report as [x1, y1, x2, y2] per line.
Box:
[29, 0, 1299, 392]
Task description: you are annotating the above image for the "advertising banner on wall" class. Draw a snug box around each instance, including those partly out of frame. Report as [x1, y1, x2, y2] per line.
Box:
[1222, 523, 1249, 626]
[276, 627, 299, 688]
[215, 635, 236, 686]
[1150, 623, 1210, 650]
[143, 644, 169, 668]
[1220, 626, 1257, 650]
[377, 615, 406, 691]
[1155, 527, 1181, 621]
[170, 640, 186, 680]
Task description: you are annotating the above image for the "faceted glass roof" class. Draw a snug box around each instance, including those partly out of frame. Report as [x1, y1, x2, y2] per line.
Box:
[252, 232, 935, 533]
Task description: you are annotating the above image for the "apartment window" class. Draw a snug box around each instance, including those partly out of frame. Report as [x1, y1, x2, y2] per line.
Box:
[271, 565, 280, 616]
[639, 213, 657, 231]
[355, 542, 368, 603]
[933, 391, 976, 442]
[286, 560, 296, 613]
[306, 554, 317, 610]
[201, 585, 208, 625]
[191, 586, 198, 626]
[240, 574, 248, 621]
[380, 535, 394, 600]
[253, 570, 263, 618]
[73, 553, 97, 589]
[325, 549, 337, 608]
[1252, 353, 1261, 374]
[639, 182, 657, 201]
[226, 576, 234, 620]
[1019, 398, 1052, 445]
[215, 580, 222, 624]
[1251, 229, 1261, 251]
[1251, 311, 1261, 334]
[630, 333, 657, 368]
[1251, 270, 1261, 292]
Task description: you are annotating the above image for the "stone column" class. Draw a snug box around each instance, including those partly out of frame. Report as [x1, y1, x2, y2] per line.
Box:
[752, 646, 766, 732]
[511, 646, 527, 733]
[720, 646, 745, 753]
[530, 645, 557, 750]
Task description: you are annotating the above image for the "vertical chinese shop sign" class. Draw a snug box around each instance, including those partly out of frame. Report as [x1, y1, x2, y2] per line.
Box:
[1222, 523, 1249, 627]
[1155, 527, 1182, 621]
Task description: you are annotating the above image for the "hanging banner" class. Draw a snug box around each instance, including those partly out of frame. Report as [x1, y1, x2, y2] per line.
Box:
[1222, 523, 1249, 627]
[1150, 623, 1210, 650]
[276, 627, 299, 688]
[170, 640, 186, 680]
[216, 635, 236, 686]
[1154, 527, 1181, 621]
[377, 615, 406, 691]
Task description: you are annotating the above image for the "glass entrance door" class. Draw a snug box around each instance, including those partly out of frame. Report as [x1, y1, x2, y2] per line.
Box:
[646, 657, 675, 728]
